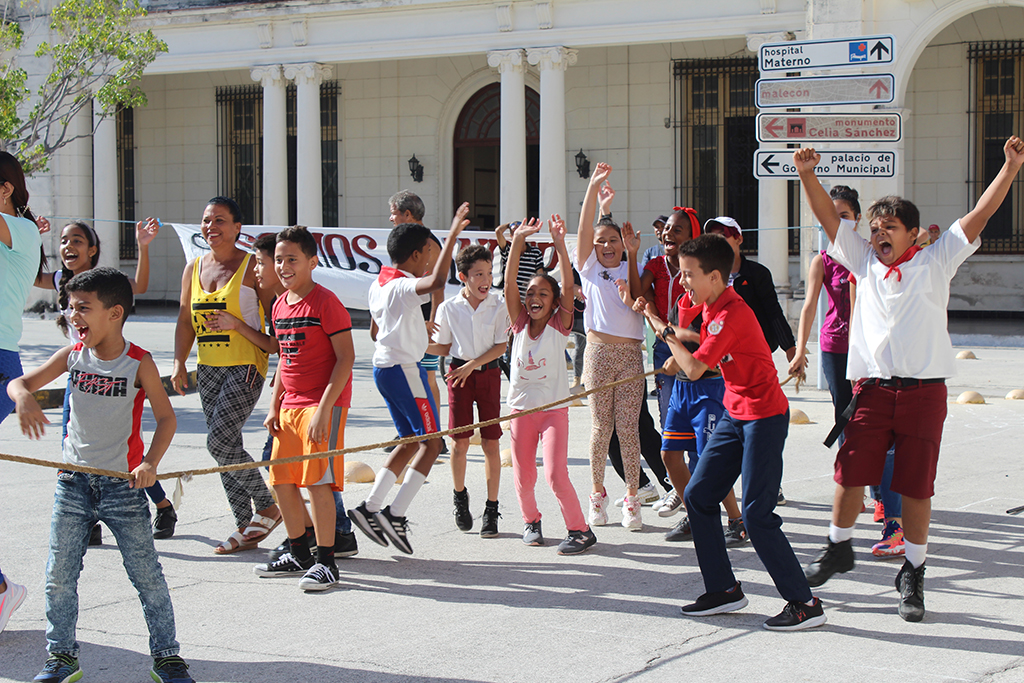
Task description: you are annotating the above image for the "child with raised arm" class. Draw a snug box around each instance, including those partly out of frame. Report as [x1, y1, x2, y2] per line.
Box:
[506, 215, 595, 555]
[575, 163, 647, 530]
[797, 137, 1024, 622]
[7, 267, 195, 682]
[428, 244, 509, 537]
[348, 204, 469, 555]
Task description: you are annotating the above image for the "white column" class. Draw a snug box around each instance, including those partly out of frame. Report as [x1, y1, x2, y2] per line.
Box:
[757, 176, 791, 296]
[250, 65, 288, 226]
[285, 62, 332, 227]
[92, 100, 119, 269]
[487, 49, 527, 223]
[527, 46, 577, 222]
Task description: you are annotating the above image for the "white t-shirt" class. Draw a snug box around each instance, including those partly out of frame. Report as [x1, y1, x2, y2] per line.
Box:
[827, 218, 979, 380]
[434, 289, 509, 362]
[576, 249, 644, 340]
[507, 307, 570, 411]
[368, 267, 429, 368]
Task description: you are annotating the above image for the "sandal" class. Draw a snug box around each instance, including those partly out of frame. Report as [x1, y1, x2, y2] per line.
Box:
[240, 513, 282, 545]
[214, 530, 258, 555]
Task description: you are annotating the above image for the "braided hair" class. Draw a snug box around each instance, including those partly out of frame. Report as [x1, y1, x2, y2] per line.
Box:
[55, 222, 101, 336]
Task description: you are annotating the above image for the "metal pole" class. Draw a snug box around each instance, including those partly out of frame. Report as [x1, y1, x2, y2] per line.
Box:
[816, 225, 828, 391]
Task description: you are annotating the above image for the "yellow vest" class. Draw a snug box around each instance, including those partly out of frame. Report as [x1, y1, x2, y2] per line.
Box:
[190, 254, 268, 377]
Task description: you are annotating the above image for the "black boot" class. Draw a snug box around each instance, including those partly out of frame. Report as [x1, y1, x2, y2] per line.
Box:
[896, 559, 926, 622]
[804, 539, 855, 587]
[453, 488, 473, 532]
[152, 505, 178, 539]
[480, 500, 500, 538]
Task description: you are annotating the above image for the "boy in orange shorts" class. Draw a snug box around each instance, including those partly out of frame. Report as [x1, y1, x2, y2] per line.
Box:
[253, 226, 355, 591]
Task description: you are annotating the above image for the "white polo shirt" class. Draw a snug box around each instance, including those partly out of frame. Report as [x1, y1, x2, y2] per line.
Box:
[827, 218, 979, 380]
[434, 289, 509, 362]
[368, 266, 429, 368]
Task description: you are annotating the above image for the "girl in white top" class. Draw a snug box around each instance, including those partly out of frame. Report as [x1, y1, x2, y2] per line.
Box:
[574, 163, 646, 531]
[505, 215, 595, 555]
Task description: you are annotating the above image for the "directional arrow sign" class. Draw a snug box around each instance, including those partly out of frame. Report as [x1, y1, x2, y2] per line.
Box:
[753, 150, 898, 180]
[756, 113, 901, 143]
[756, 74, 895, 108]
[759, 35, 895, 72]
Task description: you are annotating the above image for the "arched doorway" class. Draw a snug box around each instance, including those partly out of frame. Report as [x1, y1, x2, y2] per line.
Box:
[453, 83, 540, 230]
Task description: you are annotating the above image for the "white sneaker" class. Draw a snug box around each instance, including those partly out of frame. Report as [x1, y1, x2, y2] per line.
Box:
[298, 563, 339, 592]
[657, 490, 683, 518]
[614, 483, 659, 507]
[0, 580, 27, 633]
[621, 495, 643, 530]
[652, 488, 675, 512]
[588, 491, 609, 526]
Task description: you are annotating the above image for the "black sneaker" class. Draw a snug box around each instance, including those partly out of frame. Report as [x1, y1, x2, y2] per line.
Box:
[724, 518, 748, 547]
[557, 529, 597, 555]
[680, 582, 748, 616]
[665, 516, 692, 542]
[453, 488, 473, 532]
[333, 530, 358, 558]
[763, 598, 827, 631]
[895, 559, 926, 622]
[804, 539, 855, 587]
[384, 435, 401, 453]
[269, 529, 315, 562]
[253, 552, 314, 577]
[375, 506, 413, 554]
[480, 502, 501, 538]
[152, 505, 177, 540]
[349, 502, 389, 547]
[439, 439, 449, 456]
[150, 654, 195, 682]
[522, 520, 544, 546]
[33, 653, 82, 683]
[777, 487, 787, 506]
[298, 562, 339, 592]
[88, 523, 102, 547]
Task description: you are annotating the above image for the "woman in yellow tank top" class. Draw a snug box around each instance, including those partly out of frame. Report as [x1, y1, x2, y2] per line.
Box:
[171, 197, 282, 554]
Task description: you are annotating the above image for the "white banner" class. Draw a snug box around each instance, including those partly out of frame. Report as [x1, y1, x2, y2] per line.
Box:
[171, 223, 573, 310]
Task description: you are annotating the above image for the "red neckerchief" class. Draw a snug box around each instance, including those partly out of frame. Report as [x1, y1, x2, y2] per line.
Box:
[882, 245, 921, 282]
[377, 266, 407, 285]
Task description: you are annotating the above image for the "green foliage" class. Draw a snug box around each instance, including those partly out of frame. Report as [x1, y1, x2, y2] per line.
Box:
[0, 0, 167, 173]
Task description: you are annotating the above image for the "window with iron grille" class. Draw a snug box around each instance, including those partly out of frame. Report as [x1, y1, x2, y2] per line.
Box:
[116, 107, 137, 259]
[216, 82, 342, 227]
[968, 42, 1024, 253]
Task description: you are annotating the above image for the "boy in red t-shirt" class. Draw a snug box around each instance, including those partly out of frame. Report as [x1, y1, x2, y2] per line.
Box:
[636, 233, 824, 631]
[253, 226, 355, 592]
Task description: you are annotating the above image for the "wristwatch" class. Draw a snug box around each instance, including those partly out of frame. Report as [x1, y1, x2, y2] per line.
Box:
[661, 326, 675, 342]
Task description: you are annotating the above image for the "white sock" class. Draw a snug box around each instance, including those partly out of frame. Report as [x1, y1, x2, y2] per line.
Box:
[829, 523, 855, 544]
[365, 467, 398, 513]
[904, 540, 927, 568]
[389, 469, 427, 518]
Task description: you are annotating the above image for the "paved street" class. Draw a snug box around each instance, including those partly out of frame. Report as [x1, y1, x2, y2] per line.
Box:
[1, 313, 1023, 683]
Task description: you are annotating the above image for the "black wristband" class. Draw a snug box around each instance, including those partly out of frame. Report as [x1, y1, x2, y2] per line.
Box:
[661, 326, 675, 342]
[600, 213, 613, 221]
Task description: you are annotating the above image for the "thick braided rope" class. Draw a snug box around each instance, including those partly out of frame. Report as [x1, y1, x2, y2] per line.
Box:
[0, 368, 663, 482]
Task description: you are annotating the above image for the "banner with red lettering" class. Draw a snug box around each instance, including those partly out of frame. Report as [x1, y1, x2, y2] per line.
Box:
[170, 224, 569, 310]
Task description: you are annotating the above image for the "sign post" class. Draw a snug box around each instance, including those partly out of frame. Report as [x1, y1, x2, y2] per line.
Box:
[759, 35, 895, 73]
[756, 74, 894, 108]
[753, 150, 897, 180]
[756, 113, 901, 143]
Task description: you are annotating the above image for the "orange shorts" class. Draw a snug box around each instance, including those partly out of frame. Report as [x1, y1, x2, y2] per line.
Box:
[268, 406, 346, 490]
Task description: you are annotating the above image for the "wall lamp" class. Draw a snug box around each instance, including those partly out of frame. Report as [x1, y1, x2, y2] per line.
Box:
[575, 149, 590, 178]
[408, 154, 424, 182]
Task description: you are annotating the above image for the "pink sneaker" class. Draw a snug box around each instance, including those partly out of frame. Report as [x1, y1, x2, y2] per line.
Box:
[588, 491, 609, 526]
[873, 500, 885, 523]
[871, 520, 905, 557]
[0, 580, 27, 633]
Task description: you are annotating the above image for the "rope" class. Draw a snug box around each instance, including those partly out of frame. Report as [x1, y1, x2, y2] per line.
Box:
[0, 368, 663, 482]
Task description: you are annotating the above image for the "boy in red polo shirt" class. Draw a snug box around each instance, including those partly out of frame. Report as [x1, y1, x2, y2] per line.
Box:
[636, 233, 824, 631]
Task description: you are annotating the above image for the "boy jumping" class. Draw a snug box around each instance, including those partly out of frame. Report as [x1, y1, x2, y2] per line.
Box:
[8, 267, 194, 682]
[796, 136, 1024, 621]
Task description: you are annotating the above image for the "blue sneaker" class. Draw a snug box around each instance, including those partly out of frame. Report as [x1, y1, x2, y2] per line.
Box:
[34, 653, 82, 683]
[150, 655, 195, 683]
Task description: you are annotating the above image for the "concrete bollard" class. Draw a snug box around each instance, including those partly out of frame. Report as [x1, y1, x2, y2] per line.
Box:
[956, 391, 985, 404]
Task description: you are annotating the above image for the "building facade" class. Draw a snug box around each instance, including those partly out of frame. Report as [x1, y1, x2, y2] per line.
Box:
[21, 0, 1024, 315]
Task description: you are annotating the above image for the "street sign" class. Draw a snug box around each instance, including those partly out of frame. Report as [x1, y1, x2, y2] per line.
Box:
[756, 74, 895, 108]
[753, 150, 897, 180]
[759, 35, 895, 72]
[756, 113, 901, 143]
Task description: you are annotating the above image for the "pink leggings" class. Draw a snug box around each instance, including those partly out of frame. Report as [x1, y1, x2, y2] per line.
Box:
[509, 407, 587, 532]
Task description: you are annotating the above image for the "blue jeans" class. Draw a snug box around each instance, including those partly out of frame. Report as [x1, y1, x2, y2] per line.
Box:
[820, 351, 853, 447]
[652, 340, 672, 428]
[334, 492, 351, 534]
[870, 446, 902, 518]
[683, 410, 812, 604]
[0, 349, 23, 423]
[45, 472, 179, 658]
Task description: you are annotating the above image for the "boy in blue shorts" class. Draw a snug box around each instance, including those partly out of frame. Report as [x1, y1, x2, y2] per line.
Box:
[636, 235, 824, 631]
[8, 267, 195, 682]
[253, 226, 355, 591]
[350, 203, 470, 554]
[795, 136, 1024, 621]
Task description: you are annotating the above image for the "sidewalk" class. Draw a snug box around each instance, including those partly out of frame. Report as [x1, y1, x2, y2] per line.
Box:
[1, 315, 1023, 683]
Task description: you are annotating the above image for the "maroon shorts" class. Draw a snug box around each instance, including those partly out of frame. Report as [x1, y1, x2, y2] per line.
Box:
[834, 380, 947, 499]
[447, 366, 503, 441]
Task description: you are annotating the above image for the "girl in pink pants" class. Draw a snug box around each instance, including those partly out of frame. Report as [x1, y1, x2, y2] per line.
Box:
[504, 215, 596, 556]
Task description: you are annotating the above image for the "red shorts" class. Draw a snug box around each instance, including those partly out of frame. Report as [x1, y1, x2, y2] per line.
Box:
[447, 366, 502, 441]
[834, 380, 947, 499]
